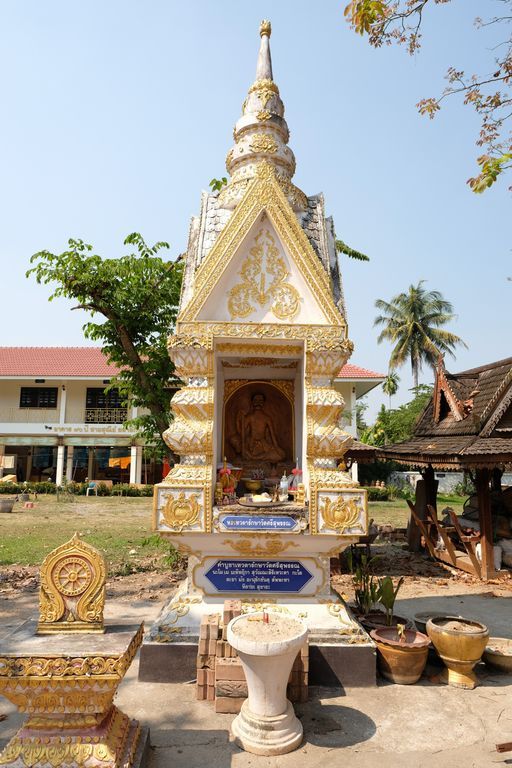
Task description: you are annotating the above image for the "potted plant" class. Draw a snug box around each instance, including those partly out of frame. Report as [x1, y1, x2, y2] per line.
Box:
[348, 552, 381, 617]
[370, 623, 430, 684]
[0, 496, 16, 513]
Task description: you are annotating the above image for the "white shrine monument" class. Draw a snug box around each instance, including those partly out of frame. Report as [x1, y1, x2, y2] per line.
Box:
[140, 21, 374, 686]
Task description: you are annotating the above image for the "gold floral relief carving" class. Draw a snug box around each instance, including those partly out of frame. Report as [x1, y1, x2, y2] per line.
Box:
[320, 495, 365, 534]
[161, 492, 202, 532]
[216, 342, 302, 356]
[37, 534, 106, 634]
[222, 357, 298, 369]
[257, 109, 272, 121]
[227, 228, 300, 320]
[249, 133, 278, 154]
[176, 321, 352, 355]
[222, 535, 299, 557]
[248, 78, 279, 108]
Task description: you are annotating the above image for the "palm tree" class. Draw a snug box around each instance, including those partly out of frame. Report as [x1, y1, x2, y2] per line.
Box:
[374, 281, 466, 387]
[382, 370, 400, 408]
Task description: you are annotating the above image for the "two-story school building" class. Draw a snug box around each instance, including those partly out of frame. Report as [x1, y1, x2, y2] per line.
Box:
[0, 347, 383, 486]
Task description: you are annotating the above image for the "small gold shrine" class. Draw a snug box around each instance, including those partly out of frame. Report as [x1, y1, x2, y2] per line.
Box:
[37, 533, 106, 633]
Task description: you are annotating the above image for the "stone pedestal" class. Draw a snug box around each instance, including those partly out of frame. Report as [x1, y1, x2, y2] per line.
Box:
[0, 622, 148, 768]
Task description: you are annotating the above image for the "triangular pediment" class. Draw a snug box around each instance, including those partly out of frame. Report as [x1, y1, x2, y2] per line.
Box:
[179, 163, 344, 327]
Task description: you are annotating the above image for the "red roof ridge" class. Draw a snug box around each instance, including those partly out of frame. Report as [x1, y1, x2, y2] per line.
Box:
[337, 363, 385, 379]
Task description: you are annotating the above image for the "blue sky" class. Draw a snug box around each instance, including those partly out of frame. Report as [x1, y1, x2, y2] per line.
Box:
[1, 1, 509, 419]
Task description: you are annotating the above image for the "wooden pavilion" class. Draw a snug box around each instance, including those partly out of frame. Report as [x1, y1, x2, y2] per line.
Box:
[379, 356, 512, 580]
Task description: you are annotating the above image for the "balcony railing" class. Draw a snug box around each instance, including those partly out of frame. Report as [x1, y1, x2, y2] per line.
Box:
[0, 409, 60, 424]
[85, 408, 128, 424]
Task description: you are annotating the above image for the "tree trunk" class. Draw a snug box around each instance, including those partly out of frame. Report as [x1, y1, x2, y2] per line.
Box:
[411, 357, 419, 389]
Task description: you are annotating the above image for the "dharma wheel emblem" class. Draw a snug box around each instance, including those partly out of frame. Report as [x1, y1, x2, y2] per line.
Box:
[54, 556, 93, 596]
[228, 228, 300, 321]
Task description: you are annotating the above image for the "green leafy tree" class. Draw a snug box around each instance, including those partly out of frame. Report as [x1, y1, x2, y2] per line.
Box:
[344, 1, 512, 191]
[360, 385, 433, 446]
[374, 280, 466, 387]
[335, 238, 370, 262]
[27, 233, 183, 459]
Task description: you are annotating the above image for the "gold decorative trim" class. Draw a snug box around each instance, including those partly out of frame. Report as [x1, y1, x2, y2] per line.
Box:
[223, 378, 294, 404]
[177, 322, 350, 351]
[222, 358, 298, 369]
[193, 556, 326, 597]
[216, 342, 302, 356]
[222, 535, 299, 557]
[179, 162, 345, 327]
[249, 133, 278, 154]
[0, 625, 143, 681]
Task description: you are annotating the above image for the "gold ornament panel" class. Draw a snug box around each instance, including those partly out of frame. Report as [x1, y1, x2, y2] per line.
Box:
[227, 227, 301, 321]
[316, 489, 367, 536]
[157, 487, 205, 533]
[37, 534, 106, 634]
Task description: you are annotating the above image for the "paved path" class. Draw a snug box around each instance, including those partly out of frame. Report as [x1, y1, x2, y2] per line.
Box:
[1, 593, 512, 767]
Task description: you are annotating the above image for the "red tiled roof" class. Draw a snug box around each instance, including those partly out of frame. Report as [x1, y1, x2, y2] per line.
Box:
[337, 363, 385, 379]
[0, 347, 120, 377]
[0, 347, 384, 380]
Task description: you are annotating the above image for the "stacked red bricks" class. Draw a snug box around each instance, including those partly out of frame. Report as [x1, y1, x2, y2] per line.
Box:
[196, 600, 308, 713]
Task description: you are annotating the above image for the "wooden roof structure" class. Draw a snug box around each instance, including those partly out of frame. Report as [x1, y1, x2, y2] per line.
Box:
[381, 356, 512, 470]
[379, 356, 512, 581]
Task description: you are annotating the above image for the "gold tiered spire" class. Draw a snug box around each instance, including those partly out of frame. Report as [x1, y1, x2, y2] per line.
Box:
[218, 20, 307, 211]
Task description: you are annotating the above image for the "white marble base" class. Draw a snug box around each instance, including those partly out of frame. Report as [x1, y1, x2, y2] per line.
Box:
[231, 699, 303, 755]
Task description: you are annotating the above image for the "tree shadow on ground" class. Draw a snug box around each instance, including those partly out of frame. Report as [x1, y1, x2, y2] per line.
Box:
[297, 688, 376, 749]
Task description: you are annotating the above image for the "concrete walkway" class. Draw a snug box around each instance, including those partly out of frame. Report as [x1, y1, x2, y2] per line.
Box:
[1, 593, 512, 767]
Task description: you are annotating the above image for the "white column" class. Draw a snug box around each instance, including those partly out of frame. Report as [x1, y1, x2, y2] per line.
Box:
[87, 448, 94, 480]
[0, 445, 5, 479]
[66, 446, 74, 482]
[56, 444, 65, 486]
[351, 386, 357, 438]
[59, 385, 67, 424]
[129, 445, 137, 484]
[351, 461, 359, 484]
[135, 446, 143, 484]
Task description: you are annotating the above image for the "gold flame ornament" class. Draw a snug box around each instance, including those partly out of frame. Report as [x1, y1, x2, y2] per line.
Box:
[37, 533, 106, 633]
[320, 496, 364, 534]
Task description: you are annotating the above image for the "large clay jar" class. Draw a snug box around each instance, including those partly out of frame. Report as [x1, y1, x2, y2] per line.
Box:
[227, 613, 308, 756]
[426, 616, 489, 689]
[370, 627, 430, 684]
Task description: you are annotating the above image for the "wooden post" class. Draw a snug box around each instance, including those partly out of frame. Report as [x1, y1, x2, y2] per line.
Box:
[476, 468, 494, 580]
[407, 466, 438, 552]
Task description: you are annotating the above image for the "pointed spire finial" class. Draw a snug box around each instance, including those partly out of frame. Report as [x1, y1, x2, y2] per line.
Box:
[218, 20, 306, 211]
[260, 20, 271, 37]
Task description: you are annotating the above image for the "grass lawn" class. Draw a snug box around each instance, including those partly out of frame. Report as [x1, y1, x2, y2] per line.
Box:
[0, 494, 168, 574]
[368, 493, 465, 529]
[0, 493, 468, 571]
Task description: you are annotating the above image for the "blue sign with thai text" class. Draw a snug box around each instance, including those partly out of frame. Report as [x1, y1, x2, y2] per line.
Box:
[221, 515, 297, 532]
[204, 559, 313, 593]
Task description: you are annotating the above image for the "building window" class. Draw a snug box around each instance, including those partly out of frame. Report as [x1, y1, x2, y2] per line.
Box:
[19, 387, 58, 408]
[85, 387, 127, 424]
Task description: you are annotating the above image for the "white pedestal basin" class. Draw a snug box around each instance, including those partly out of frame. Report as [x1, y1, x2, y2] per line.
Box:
[227, 612, 308, 755]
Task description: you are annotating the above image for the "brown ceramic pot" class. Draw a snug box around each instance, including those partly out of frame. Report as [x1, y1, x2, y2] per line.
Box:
[361, 612, 411, 633]
[426, 616, 489, 689]
[370, 627, 430, 684]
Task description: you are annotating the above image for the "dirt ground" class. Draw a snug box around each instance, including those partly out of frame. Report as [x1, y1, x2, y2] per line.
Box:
[2, 543, 511, 631]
